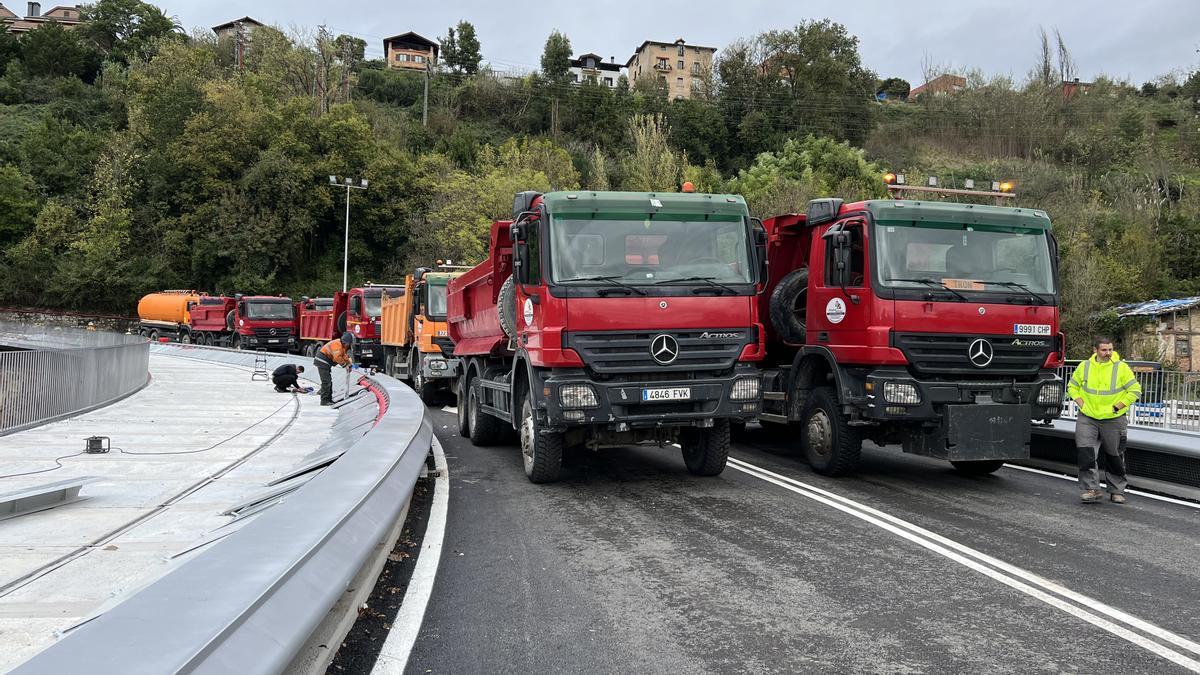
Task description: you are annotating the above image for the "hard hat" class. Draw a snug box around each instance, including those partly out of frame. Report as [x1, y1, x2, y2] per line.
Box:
[341, 332, 353, 345]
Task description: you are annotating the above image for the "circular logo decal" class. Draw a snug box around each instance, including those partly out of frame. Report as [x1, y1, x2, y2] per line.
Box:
[523, 298, 534, 326]
[659, 301, 668, 310]
[968, 338, 994, 368]
[650, 334, 680, 364]
[978, 307, 986, 316]
[825, 297, 847, 324]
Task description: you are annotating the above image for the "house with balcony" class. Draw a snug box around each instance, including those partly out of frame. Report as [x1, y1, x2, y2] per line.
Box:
[2, 2, 81, 33]
[569, 53, 624, 88]
[625, 38, 715, 100]
[383, 31, 438, 72]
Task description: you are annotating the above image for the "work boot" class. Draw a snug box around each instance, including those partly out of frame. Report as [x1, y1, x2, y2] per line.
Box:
[1080, 489, 1103, 503]
[321, 400, 333, 407]
[1110, 493, 1127, 505]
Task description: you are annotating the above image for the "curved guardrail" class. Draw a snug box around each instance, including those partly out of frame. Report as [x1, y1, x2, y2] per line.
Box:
[0, 320, 149, 436]
[12, 344, 433, 674]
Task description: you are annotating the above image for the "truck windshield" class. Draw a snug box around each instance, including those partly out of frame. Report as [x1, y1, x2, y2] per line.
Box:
[363, 289, 402, 317]
[550, 215, 752, 286]
[245, 301, 294, 320]
[426, 284, 448, 318]
[874, 221, 1055, 295]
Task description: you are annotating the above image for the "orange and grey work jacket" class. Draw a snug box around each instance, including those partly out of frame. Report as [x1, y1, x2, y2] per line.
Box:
[317, 339, 351, 367]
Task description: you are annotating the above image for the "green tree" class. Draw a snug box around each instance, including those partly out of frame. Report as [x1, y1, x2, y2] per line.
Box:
[622, 113, 685, 191]
[876, 77, 910, 100]
[20, 22, 102, 81]
[454, 21, 482, 76]
[0, 165, 39, 246]
[540, 30, 572, 85]
[439, 26, 459, 73]
[333, 34, 366, 67]
[79, 0, 181, 63]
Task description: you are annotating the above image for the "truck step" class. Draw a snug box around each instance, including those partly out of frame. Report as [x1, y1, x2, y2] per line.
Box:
[758, 413, 790, 424]
[762, 392, 787, 401]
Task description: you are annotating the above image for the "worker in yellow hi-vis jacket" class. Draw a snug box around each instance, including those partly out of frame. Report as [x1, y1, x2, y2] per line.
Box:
[1066, 336, 1141, 505]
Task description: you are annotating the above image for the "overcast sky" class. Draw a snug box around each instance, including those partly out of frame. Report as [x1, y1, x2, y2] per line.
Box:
[163, 0, 1199, 85]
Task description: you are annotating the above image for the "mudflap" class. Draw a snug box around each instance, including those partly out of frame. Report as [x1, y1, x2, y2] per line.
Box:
[902, 404, 1031, 461]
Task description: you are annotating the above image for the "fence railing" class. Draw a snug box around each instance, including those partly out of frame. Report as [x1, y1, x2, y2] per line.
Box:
[1057, 364, 1200, 434]
[0, 321, 149, 436]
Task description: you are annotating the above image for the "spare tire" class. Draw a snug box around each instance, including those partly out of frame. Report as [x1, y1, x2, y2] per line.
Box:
[225, 310, 235, 331]
[769, 268, 809, 344]
[336, 311, 347, 334]
[497, 275, 518, 340]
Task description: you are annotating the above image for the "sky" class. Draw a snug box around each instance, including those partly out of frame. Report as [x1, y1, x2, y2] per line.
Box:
[162, 0, 1200, 86]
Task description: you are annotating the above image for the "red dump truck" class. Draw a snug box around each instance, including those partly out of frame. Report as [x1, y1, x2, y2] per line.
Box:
[296, 284, 404, 367]
[756, 198, 1064, 476]
[136, 291, 297, 351]
[447, 190, 766, 483]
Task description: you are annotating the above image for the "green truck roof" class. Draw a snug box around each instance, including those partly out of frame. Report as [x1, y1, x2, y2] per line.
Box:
[541, 190, 750, 219]
[423, 272, 461, 285]
[864, 199, 1052, 230]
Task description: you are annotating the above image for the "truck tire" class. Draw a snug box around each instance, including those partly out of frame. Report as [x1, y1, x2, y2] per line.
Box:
[232, 333, 243, 350]
[412, 351, 439, 405]
[769, 268, 809, 344]
[801, 386, 861, 476]
[497, 275, 518, 340]
[680, 419, 730, 476]
[950, 459, 1006, 476]
[519, 392, 563, 483]
[180, 330, 192, 345]
[148, 329, 159, 342]
[336, 312, 347, 334]
[467, 381, 506, 446]
[456, 379, 470, 437]
[226, 310, 235, 331]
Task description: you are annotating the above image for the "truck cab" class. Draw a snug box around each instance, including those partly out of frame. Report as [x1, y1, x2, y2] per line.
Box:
[759, 198, 1064, 475]
[381, 269, 463, 403]
[297, 286, 402, 366]
[230, 295, 297, 351]
[450, 189, 766, 483]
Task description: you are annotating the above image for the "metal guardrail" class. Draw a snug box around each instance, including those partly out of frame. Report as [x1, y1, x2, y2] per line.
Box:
[11, 344, 433, 674]
[1056, 364, 1200, 434]
[0, 321, 149, 436]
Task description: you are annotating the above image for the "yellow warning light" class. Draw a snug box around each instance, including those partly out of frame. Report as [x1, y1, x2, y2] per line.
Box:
[681, 181, 695, 193]
[883, 172, 896, 185]
[999, 181, 1015, 193]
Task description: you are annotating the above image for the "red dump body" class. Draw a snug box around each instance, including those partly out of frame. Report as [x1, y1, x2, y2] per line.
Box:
[188, 297, 236, 332]
[447, 220, 514, 357]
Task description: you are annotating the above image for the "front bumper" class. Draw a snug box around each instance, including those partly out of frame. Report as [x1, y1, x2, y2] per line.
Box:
[539, 365, 762, 430]
[419, 354, 460, 380]
[861, 368, 1063, 422]
[243, 335, 297, 350]
[354, 339, 384, 364]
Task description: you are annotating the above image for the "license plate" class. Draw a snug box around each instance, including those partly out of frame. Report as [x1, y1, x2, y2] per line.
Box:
[268, 339, 280, 343]
[642, 387, 690, 402]
[1013, 324, 1051, 336]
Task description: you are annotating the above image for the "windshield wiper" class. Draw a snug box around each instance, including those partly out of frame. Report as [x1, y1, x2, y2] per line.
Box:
[557, 275, 647, 296]
[655, 276, 738, 295]
[986, 281, 1050, 305]
[885, 277, 968, 302]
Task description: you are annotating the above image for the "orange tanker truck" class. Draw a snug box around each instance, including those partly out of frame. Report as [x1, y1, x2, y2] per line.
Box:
[380, 268, 464, 404]
[136, 290, 297, 351]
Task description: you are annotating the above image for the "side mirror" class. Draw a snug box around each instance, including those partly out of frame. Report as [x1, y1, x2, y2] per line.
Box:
[833, 231, 851, 287]
[751, 218, 768, 285]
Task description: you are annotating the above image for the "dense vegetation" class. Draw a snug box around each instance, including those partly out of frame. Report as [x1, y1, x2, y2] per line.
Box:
[0, 2, 1198, 354]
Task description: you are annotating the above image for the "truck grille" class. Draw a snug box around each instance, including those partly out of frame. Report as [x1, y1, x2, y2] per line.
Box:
[566, 330, 748, 375]
[253, 327, 293, 339]
[893, 332, 1052, 378]
[432, 337, 455, 355]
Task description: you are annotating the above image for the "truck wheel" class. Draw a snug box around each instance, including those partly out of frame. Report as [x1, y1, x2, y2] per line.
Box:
[951, 460, 1006, 476]
[497, 275, 518, 340]
[769, 268, 808, 343]
[232, 333, 242, 350]
[181, 331, 192, 344]
[456, 379, 470, 437]
[336, 312, 347, 334]
[801, 386, 861, 476]
[467, 382, 505, 446]
[520, 392, 563, 483]
[680, 419, 731, 476]
[148, 329, 159, 342]
[412, 356, 439, 405]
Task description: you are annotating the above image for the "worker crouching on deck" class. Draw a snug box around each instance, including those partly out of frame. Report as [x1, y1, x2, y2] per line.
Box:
[1067, 337, 1141, 504]
[314, 332, 354, 406]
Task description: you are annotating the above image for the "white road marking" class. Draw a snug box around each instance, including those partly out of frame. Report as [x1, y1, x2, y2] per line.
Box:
[1002, 463, 1200, 509]
[727, 457, 1200, 672]
[372, 437, 450, 674]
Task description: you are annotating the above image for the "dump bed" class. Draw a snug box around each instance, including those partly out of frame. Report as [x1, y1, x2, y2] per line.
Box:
[189, 297, 235, 332]
[447, 220, 514, 356]
[380, 279, 414, 347]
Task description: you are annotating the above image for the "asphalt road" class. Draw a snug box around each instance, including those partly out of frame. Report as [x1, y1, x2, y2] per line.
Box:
[407, 409, 1200, 674]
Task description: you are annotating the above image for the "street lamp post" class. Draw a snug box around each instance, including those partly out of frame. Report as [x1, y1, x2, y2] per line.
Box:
[327, 175, 369, 292]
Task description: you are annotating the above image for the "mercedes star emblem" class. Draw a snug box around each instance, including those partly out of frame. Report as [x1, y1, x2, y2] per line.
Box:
[650, 334, 680, 365]
[968, 338, 994, 368]
[269, 328, 277, 336]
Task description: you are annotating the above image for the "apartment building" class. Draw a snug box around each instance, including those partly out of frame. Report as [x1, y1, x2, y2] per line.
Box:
[1, 2, 81, 33]
[569, 53, 623, 88]
[625, 38, 715, 100]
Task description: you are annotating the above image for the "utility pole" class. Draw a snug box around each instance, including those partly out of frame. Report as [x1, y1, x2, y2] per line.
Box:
[327, 176, 369, 292]
[234, 21, 246, 72]
[422, 58, 430, 127]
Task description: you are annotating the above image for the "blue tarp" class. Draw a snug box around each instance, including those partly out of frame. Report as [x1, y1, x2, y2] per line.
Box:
[1113, 297, 1200, 317]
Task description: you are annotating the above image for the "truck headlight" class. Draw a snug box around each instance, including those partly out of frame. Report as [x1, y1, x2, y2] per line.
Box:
[560, 384, 599, 409]
[1038, 382, 1063, 405]
[730, 376, 760, 401]
[884, 382, 920, 405]
[430, 359, 447, 370]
